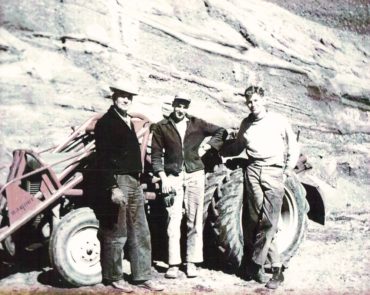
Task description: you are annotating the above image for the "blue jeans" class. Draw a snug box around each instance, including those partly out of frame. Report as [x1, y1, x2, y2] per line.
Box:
[98, 174, 152, 282]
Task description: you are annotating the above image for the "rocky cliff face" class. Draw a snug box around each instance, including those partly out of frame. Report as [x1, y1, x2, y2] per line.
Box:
[266, 0, 370, 34]
[1, 0, 369, 211]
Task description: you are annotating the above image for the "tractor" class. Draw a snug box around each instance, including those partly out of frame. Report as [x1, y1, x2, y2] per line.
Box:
[0, 112, 325, 286]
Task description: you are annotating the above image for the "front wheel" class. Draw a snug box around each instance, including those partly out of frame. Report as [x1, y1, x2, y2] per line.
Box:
[49, 207, 101, 286]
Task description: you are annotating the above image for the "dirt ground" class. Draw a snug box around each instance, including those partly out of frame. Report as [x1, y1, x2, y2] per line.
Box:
[0, 0, 369, 294]
[0, 208, 369, 295]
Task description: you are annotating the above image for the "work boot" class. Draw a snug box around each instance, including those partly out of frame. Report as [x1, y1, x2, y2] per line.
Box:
[245, 263, 269, 283]
[110, 279, 133, 293]
[165, 265, 179, 279]
[265, 267, 284, 289]
[186, 263, 198, 278]
[252, 265, 269, 284]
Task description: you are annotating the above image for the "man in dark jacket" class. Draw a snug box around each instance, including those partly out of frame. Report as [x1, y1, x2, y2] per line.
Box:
[94, 80, 163, 292]
[151, 93, 226, 279]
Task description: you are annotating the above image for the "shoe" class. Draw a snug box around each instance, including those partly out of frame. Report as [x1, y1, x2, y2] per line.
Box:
[110, 279, 133, 293]
[246, 263, 269, 284]
[165, 266, 179, 279]
[137, 280, 164, 291]
[253, 266, 269, 284]
[186, 263, 198, 278]
[265, 267, 284, 289]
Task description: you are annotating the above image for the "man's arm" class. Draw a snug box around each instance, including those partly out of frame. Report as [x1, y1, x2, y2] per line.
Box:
[219, 118, 249, 157]
[151, 124, 173, 194]
[94, 120, 117, 189]
[151, 123, 165, 175]
[199, 119, 227, 151]
[284, 119, 300, 174]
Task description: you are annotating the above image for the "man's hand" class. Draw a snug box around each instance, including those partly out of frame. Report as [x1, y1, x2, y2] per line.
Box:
[159, 172, 173, 194]
[283, 169, 292, 182]
[163, 191, 176, 207]
[111, 187, 127, 206]
[198, 143, 211, 157]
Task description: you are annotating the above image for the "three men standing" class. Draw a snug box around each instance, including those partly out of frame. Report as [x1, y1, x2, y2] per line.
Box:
[94, 81, 163, 292]
[151, 93, 226, 279]
[95, 81, 298, 290]
[222, 85, 299, 289]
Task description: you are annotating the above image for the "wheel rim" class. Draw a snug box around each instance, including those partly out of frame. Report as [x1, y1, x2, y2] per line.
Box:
[276, 188, 299, 253]
[3, 235, 16, 256]
[66, 225, 101, 276]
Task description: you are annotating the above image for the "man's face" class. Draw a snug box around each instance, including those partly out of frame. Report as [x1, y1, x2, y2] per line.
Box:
[113, 92, 133, 112]
[172, 102, 189, 121]
[246, 93, 266, 116]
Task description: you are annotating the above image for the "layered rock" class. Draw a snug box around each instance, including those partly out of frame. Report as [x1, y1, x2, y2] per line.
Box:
[0, 0, 369, 211]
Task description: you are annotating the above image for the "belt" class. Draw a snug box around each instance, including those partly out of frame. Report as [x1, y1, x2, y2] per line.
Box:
[249, 162, 283, 168]
[126, 173, 140, 180]
[267, 164, 283, 168]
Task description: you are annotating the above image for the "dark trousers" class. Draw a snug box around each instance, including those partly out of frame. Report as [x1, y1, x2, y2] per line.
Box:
[244, 164, 284, 267]
[98, 174, 152, 282]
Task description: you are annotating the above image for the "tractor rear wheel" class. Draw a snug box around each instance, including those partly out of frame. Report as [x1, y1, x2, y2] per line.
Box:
[204, 166, 308, 268]
[49, 207, 101, 286]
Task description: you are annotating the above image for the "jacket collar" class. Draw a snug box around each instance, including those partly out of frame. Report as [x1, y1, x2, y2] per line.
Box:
[108, 105, 131, 119]
[163, 114, 193, 126]
[107, 106, 133, 129]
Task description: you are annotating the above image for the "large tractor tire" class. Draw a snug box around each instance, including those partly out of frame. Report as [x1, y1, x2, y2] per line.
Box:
[204, 166, 308, 268]
[49, 207, 101, 286]
[276, 172, 308, 266]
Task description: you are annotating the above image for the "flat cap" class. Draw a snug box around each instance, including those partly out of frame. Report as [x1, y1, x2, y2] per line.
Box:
[173, 92, 191, 104]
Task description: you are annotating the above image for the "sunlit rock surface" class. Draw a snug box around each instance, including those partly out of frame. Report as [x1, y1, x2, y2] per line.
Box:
[0, 0, 369, 210]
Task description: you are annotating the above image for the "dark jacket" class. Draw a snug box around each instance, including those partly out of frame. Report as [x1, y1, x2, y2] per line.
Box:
[94, 106, 142, 189]
[151, 114, 226, 175]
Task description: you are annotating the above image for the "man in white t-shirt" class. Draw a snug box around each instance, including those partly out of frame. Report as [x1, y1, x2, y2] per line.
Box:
[222, 85, 299, 289]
